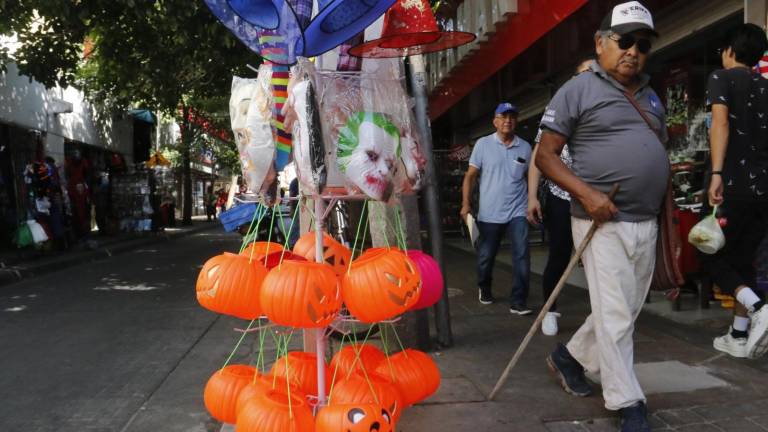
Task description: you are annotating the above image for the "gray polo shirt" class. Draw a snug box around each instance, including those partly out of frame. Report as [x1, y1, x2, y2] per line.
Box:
[539, 60, 670, 222]
[469, 133, 531, 223]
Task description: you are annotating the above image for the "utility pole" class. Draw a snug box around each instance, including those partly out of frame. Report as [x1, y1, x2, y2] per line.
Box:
[408, 54, 453, 348]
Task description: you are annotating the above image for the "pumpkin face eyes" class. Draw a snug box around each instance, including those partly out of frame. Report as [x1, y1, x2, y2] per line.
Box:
[348, 408, 366, 424]
[382, 409, 391, 424]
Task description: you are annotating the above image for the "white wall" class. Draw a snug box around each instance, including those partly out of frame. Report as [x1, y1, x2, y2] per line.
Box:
[0, 62, 133, 163]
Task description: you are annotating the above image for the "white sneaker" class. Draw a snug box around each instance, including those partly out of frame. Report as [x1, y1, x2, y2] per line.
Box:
[713, 328, 748, 358]
[747, 307, 768, 359]
[542, 312, 561, 336]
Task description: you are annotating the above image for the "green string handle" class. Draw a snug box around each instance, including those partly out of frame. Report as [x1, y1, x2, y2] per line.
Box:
[222, 319, 256, 369]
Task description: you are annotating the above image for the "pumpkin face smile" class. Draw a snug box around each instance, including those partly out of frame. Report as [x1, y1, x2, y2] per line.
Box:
[316, 403, 394, 432]
[342, 248, 421, 323]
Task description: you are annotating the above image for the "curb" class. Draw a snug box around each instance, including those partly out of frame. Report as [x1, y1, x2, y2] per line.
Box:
[0, 223, 219, 288]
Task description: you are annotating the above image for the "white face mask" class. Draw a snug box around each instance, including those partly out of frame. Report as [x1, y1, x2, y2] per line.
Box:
[342, 121, 398, 201]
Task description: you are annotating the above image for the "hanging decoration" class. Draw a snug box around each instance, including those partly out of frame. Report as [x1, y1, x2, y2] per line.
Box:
[406, 250, 444, 310]
[375, 349, 440, 407]
[260, 260, 342, 328]
[329, 343, 386, 378]
[329, 371, 403, 422]
[349, 0, 475, 58]
[301, 0, 397, 58]
[203, 0, 306, 65]
[236, 389, 315, 432]
[270, 351, 330, 396]
[240, 241, 285, 258]
[204, 364, 258, 424]
[337, 111, 401, 201]
[342, 248, 421, 323]
[235, 374, 300, 416]
[292, 231, 352, 276]
[316, 403, 395, 432]
[196, 253, 269, 320]
[229, 69, 277, 194]
[284, 60, 327, 195]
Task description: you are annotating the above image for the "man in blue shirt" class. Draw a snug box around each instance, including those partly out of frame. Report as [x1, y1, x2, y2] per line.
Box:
[461, 103, 533, 315]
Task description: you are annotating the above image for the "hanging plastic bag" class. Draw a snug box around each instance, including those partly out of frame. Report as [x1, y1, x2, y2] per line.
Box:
[13, 223, 34, 248]
[229, 68, 276, 196]
[285, 60, 327, 196]
[688, 206, 725, 254]
[26, 219, 48, 244]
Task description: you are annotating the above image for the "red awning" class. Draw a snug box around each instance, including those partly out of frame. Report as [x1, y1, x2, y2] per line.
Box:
[429, 0, 588, 120]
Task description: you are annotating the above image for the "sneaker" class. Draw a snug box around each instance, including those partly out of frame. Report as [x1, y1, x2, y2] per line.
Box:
[748, 306, 768, 359]
[546, 343, 592, 397]
[542, 312, 561, 336]
[619, 402, 651, 432]
[510, 303, 533, 315]
[713, 327, 748, 358]
[478, 289, 495, 305]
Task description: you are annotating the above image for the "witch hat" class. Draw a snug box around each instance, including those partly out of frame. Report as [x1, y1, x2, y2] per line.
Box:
[302, 0, 397, 57]
[348, 0, 475, 58]
[203, 0, 306, 65]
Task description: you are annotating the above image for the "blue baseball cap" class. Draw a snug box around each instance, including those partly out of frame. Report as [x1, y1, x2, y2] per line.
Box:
[495, 102, 519, 115]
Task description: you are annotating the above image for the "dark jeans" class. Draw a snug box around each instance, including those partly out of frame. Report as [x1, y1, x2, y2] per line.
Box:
[703, 200, 768, 295]
[477, 217, 530, 305]
[542, 192, 573, 312]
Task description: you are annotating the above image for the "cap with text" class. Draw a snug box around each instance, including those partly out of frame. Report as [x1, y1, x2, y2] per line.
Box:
[495, 102, 519, 115]
[600, 1, 658, 36]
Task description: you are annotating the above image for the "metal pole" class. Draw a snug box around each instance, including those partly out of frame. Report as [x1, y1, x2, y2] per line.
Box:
[314, 198, 327, 406]
[408, 55, 453, 348]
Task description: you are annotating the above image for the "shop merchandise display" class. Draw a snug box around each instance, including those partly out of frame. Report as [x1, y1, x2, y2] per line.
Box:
[112, 166, 174, 232]
[230, 67, 277, 195]
[311, 67, 426, 200]
[195, 210, 443, 429]
[204, 0, 396, 64]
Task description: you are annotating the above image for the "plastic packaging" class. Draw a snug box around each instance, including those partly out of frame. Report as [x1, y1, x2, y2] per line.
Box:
[285, 60, 327, 195]
[688, 206, 726, 254]
[312, 66, 426, 201]
[229, 65, 276, 195]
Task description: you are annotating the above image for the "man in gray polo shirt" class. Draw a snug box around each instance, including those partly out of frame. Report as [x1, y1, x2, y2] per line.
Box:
[536, 2, 668, 431]
[461, 102, 532, 315]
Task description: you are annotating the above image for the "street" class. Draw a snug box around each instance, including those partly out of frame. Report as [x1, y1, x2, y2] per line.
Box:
[3, 229, 768, 432]
[0, 230, 244, 432]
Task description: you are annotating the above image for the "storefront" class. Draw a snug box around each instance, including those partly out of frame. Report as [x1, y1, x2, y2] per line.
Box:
[426, 0, 764, 290]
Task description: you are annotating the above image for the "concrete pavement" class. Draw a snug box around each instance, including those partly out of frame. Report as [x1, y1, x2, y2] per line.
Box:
[1, 226, 766, 431]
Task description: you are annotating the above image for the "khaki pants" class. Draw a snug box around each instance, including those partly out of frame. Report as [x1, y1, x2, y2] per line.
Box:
[566, 218, 657, 410]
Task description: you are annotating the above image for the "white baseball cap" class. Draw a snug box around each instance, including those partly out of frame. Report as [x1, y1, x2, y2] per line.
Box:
[600, 1, 658, 36]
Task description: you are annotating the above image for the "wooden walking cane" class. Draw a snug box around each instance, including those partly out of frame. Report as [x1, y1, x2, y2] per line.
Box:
[488, 183, 620, 401]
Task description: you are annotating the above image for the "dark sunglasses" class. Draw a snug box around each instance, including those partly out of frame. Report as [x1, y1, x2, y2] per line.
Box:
[608, 33, 652, 54]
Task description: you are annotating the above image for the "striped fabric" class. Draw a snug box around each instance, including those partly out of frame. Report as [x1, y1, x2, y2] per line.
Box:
[271, 65, 292, 169]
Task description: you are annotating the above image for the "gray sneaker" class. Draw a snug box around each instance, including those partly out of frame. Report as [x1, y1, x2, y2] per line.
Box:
[747, 307, 768, 359]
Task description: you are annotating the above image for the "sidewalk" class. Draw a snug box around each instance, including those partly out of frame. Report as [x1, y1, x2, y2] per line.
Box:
[395, 241, 768, 431]
[0, 217, 220, 287]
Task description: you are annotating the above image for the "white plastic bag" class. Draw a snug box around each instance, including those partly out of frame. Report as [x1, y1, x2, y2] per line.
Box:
[688, 206, 725, 254]
[26, 220, 48, 244]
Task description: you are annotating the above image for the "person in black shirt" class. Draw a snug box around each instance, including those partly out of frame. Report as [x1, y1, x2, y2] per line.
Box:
[707, 23, 768, 359]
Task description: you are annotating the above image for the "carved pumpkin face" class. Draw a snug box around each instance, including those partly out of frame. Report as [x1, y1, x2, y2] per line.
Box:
[196, 253, 268, 320]
[341, 248, 422, 323]
[316, 404, 394, 432]
[260, 260, 342, 328]
[293, 232, 352, 276]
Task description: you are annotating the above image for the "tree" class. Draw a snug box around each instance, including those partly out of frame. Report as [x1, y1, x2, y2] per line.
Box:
[1, 0, 261, 223]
